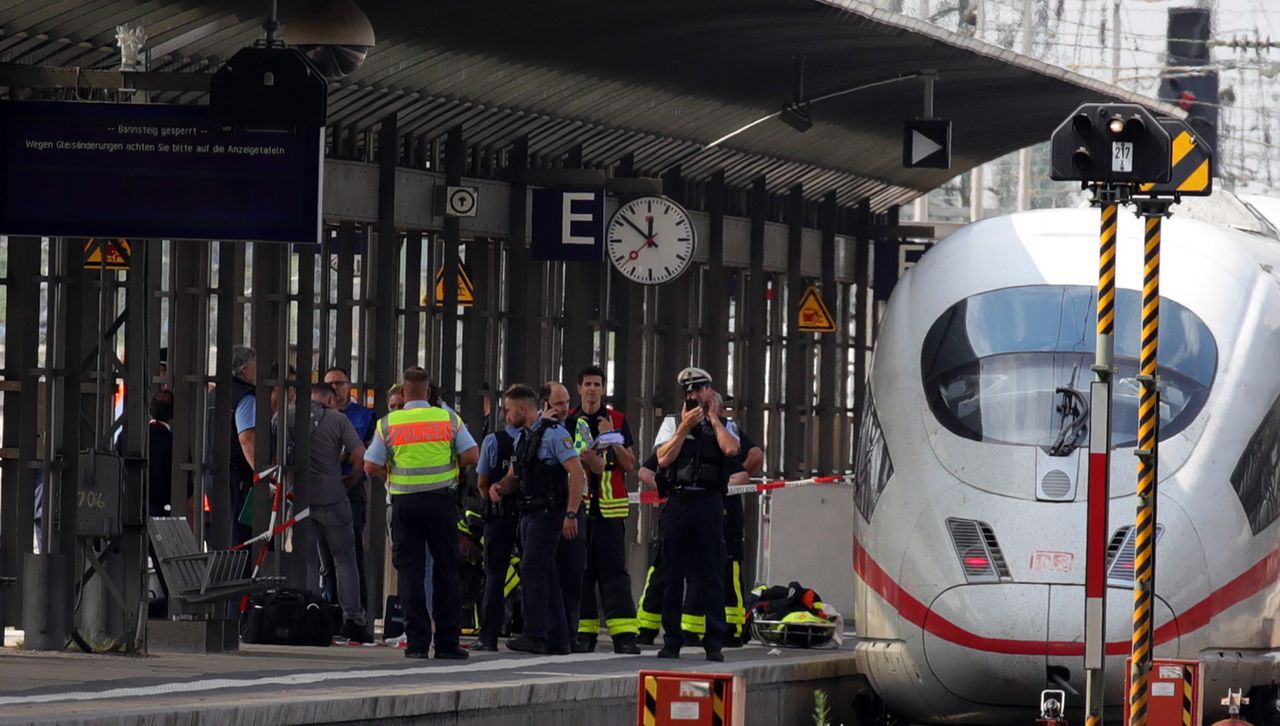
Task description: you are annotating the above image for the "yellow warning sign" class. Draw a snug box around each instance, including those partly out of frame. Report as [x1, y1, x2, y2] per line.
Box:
[84, 239, 130, 270]
[796, 286, 836, 333]
[1139, 124, 1212, 197]
[431, 263, 475, 307]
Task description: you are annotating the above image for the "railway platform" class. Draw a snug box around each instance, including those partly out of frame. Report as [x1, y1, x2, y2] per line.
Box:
[0, 632, 860, 725]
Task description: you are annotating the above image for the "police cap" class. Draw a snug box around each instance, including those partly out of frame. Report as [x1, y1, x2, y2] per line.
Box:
[677, 366, 713, 391]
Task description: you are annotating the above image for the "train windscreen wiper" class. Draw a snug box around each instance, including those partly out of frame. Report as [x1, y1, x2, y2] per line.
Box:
[1048, 385, 1089, 456]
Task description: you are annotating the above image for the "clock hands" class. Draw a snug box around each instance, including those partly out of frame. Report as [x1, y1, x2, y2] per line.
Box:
[622, 214, 659, 261]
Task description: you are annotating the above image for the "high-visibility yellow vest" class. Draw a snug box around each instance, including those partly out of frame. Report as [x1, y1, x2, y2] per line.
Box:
[378, 406, 460, 495]
[571, 408, 631, 519]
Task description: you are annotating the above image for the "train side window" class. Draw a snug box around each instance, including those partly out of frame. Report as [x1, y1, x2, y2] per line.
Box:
[1229, 393, 1280, 534]
[854, 391, 894, 521]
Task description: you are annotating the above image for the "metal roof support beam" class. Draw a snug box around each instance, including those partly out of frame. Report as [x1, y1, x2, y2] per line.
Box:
[440, 125, 464, 401]
[333, 223, 356, 374]
[403, 231, 424, 372]
[292, 240, 319, 603]
[784, 184, 807, 479]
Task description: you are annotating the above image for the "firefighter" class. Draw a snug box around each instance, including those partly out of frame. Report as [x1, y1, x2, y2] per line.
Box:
[568, 365, 641, 654]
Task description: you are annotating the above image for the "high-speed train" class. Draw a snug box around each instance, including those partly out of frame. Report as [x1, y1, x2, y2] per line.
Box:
[851, 202, 1280, 725]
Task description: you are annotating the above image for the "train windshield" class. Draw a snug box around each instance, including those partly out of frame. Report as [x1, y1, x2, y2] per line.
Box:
[921, 285, 1217, 448]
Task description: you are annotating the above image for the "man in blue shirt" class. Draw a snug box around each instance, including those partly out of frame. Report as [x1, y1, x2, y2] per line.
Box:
[364, 368, 479, 659]
[488, 383, 585, 655]
[229, 345, 259, 547]
[469, 385, 529, 651]
[323, 366, 374, 610]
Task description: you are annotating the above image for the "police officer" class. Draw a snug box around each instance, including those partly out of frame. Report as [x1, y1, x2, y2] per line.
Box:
[470, 386, 525, 651]
[568, 365, 642, 655]
[490, 383, 586, 655]
[653, 366, 739, 661]
[364, 367, 479, 660]
[684, 393, 763, 646]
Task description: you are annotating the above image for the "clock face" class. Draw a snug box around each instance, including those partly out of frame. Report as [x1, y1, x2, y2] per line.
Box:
[606, 196, 696, 285]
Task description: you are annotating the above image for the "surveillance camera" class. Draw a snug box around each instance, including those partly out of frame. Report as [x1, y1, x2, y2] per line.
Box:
[281, 0, 375, 80]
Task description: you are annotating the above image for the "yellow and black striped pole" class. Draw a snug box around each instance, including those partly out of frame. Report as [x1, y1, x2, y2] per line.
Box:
[1128, 199, 1170, 726]
[1085, 189, 1123, 726]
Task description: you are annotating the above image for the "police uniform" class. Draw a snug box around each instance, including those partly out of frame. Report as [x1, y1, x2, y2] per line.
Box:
[568, 406, 641, 653]
[656, 367, 737, 659]
[367, 400, 476, 658]
[509, 416, 579, 654]
[475, 425, 521, 649]
[682, 427, 757, 644]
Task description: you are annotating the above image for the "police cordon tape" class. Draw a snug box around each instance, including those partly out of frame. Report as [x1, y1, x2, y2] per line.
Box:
[626, 473, 855, 505]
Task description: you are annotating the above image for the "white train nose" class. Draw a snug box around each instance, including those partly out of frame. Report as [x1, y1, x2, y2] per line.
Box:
[924, 584, 1051, 707]
[922, 584, 1181, 708]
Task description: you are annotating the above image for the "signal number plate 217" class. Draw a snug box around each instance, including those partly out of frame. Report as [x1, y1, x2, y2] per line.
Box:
[1112, 142, 1133, 173]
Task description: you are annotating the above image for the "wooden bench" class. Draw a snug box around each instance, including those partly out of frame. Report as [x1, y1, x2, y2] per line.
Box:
[147, 517, 283, 618]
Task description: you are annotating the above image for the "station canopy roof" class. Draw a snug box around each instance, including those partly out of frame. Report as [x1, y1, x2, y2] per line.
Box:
[0, 0, 1180, 210]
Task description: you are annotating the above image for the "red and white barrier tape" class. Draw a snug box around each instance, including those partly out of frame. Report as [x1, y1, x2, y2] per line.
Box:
[626, 473, 854, 505]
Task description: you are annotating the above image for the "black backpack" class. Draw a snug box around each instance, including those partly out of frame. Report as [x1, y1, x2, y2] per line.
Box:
[241, 588, 333, 646]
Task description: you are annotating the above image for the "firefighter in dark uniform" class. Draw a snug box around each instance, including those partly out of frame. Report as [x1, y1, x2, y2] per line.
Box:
[568, 364, 641, 655]
[653, 366, 739, 661]
[470, 387, 526, 651]
[490, 384, 586, 655]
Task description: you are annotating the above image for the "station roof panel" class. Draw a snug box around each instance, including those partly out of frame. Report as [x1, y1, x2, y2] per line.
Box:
[0, 0, 1179, 210]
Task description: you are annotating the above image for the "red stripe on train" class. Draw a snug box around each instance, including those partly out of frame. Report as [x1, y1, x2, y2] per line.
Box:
[852, 537, 1279, 656]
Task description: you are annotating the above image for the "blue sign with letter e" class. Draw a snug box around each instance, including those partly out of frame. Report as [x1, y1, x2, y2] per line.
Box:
[531, 189, 604, 261]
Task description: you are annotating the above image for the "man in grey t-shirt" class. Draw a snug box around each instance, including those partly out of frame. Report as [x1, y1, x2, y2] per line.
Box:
[293, 382, 370, 642]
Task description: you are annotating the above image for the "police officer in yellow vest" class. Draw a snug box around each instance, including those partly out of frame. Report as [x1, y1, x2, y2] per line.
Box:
[364, 368, 479, 659]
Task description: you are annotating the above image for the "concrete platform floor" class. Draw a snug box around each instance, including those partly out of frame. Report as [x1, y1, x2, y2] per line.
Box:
[0, 630, 862, 725]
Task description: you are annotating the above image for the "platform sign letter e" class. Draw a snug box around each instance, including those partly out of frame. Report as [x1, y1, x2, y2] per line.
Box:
[531, 188, 604, 262]
[563, 192, 597, 246]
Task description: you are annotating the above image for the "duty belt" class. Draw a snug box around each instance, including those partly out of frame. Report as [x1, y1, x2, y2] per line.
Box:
[518, 495, 554, 512]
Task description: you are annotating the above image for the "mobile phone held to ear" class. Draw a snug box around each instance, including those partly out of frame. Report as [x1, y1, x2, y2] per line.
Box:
[684, 398, 699, 412]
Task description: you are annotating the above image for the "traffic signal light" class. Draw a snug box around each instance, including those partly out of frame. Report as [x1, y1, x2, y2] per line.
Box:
[1050, 103, 1173, 184]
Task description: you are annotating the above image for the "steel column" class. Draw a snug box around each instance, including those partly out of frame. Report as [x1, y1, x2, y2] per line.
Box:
[703, 170, 728, 386]
[784, 185, 806, 477]
[403, 230, 423, 371]
[743, 177, 768, 467]
[440, 126, 463, 401]
[818, 192, 838, 475]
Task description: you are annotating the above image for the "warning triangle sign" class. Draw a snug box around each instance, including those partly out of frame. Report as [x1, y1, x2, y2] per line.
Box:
[796, 286, 836, 333]
[431, 263, 475, 307]
[84, 239, 130, 270]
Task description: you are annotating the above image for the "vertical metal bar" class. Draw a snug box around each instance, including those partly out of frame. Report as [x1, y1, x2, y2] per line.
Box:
[251, 243, 280, 542]
[317, 229, 332, 370]
[441, 126, 463, 402]
[210, 242, 237, 550]
[852, 199, 871, 452]
[461, 238, 491, 428]
[292, 243, 316, 593]
[374, 115, 399, 414]
[1086, 196, 1119, 726]
[744, 177, 768, 463]
[403, 230, 423, 371]
[784, 185, 806, 477]
[659, 168, 690, 412]
[1, 239, 39, 627]
[818, 191, 838, 475]
[121, 238, 151, 651]
[703, 170, 727, 385]
[561, 145, 598, 378]
[334, 223, 355, 373]
[504, 136, 531, 386]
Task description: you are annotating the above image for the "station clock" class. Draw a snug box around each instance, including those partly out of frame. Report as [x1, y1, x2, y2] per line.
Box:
[606, 195, 696, 285]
